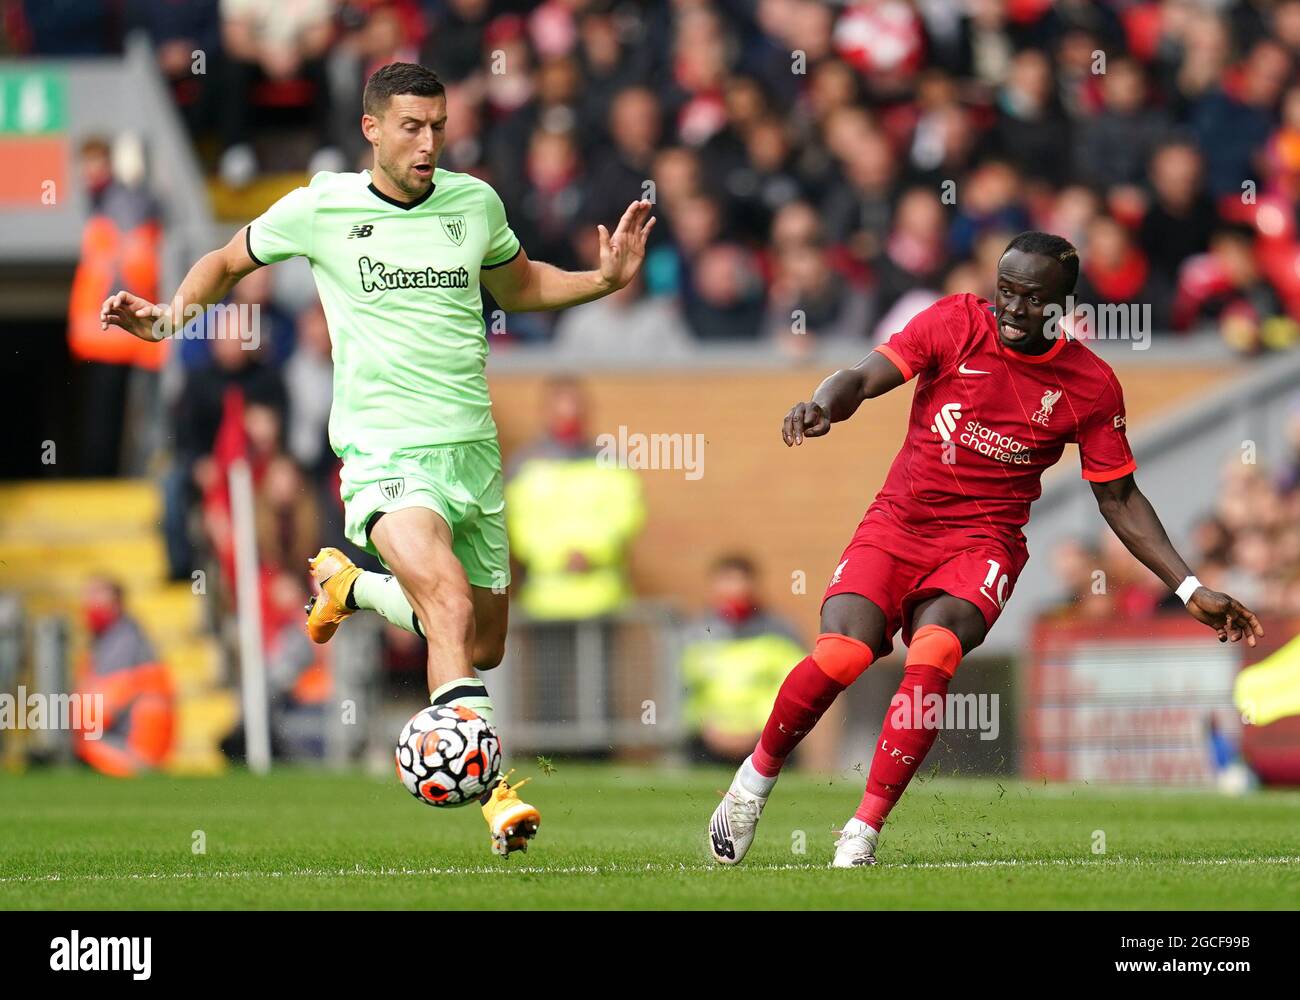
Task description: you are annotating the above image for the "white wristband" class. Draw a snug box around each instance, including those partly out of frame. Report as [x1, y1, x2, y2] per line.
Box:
[1176, 576, 1202, 605]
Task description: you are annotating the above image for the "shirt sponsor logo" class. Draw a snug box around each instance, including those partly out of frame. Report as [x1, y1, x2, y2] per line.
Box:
[358, 256, 470, 293]
[1113, 414, 1126, 429]
[1031, 388, 1063, 427]
[929, 402, 963, 441]
[962, 419, 1033, 464]
[930, 401, 1034, 464]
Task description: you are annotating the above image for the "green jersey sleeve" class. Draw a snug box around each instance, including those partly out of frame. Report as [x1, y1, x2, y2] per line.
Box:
[247, 185, 316, 265]
[481, 185, 521, 269]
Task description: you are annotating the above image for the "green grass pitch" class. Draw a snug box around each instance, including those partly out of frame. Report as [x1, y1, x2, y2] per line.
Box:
[1, 762, 1297, 909]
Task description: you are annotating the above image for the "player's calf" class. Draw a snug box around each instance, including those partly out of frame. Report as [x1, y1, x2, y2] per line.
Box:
[473, 637, 505, 670]
[841, 623, 964, 861]
[750, 632, 875, 781]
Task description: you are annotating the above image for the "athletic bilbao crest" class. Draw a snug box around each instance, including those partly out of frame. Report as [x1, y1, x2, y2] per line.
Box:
[439, 215, 467, 246]
[1032, 388, 1062, 427]
[380, 478, 405, 501]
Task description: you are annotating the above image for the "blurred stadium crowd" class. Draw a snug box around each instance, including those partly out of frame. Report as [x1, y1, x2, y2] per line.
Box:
[13, 0, 1300, 353]
[9, 0, 1300, 766]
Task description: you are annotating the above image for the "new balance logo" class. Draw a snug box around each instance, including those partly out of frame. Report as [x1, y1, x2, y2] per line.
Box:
[958, 362, 990, 375]
[929, 402, 963, 442]
[710, 811, 736, 861]
[347, 225, 374, 239]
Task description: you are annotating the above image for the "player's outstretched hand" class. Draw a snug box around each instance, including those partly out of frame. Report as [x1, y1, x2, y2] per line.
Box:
[100, 290, 166, 342]
[1186, 587, 1264, 647]
[597, 199, 655, 291]
[782, 401, 830, 446]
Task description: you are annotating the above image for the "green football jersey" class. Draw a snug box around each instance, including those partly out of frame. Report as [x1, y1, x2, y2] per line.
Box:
[246, 168, 521, 457]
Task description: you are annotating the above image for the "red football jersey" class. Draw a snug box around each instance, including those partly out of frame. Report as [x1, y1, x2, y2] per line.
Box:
[870, 293, 1136, 541]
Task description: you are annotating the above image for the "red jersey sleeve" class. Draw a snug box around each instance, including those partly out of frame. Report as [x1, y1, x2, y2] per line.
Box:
[1077, 374, 1137, 482]
[873, 296, 966, 382]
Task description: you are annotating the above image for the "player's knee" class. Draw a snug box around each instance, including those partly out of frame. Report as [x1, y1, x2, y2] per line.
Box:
[905, 623, 965, 677]
[413, 583, 474, 632]
[811, 632, 876, 685]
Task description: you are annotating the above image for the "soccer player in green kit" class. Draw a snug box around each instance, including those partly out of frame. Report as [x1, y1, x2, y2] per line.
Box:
[100, 63, 655, 856]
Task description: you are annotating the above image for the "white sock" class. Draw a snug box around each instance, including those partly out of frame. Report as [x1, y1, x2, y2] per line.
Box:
[430, 677, 495, 728]
[841, 817, 879, 839]
[738, 754, 777, 797]
[353, 571, 423, 636]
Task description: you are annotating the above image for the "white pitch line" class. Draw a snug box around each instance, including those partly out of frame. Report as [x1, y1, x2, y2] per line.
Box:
[0, 856, 1297, 885]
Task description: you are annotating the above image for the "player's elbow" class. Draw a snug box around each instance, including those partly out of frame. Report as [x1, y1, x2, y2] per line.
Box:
[483, 260, 536, 314]
[1090, 472, 1136, 509]
[1092, 485, 1135, 524]
[484, 280, 520, 314]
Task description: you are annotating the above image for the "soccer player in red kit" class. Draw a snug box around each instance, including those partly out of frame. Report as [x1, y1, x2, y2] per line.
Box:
[707, 232, 1264, 867]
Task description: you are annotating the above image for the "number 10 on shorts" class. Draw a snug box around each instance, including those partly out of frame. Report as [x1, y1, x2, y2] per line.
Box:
[980, 559, 1009, 609]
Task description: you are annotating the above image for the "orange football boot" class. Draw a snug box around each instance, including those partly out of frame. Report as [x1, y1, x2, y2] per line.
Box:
[305, 546, 364, 644]
[481, 770, 541, 857]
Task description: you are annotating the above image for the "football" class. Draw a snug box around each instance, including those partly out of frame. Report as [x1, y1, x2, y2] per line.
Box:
[394, 705, 502, 807]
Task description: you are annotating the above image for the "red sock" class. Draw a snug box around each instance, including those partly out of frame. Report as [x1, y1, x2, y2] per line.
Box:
[752, 657, 842, 776]
[855, 624, 961, 829]
[752, 634, 874, 777]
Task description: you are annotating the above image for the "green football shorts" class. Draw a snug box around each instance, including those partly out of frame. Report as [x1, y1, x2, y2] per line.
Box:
[340, 437, 510, 590]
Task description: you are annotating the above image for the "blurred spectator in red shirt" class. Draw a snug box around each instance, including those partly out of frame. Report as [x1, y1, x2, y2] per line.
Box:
[1076, 214, 1165, 329]
[1173, 225, 1285, 344]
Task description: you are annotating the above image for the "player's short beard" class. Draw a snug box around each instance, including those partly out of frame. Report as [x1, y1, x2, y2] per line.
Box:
[377, 148, 428, 197]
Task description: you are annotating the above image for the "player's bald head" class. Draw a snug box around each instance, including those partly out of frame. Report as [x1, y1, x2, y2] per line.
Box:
[363, 62, 446, 119]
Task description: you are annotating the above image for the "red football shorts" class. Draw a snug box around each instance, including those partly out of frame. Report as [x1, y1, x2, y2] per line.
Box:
[822, 502, 1029, 657]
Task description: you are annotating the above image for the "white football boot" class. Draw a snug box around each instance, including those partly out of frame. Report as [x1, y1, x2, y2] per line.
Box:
[832, 817, 879, 867]
[708, 771, 769, 865]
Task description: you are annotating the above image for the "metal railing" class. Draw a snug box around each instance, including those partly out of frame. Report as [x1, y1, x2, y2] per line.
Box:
[484, 601, 686, 754]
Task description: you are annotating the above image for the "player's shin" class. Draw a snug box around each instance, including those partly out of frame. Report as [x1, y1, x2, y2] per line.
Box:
[854, 624, 962, 833]
[751, 633, 875, 780]
[352, 571, 425, 637]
